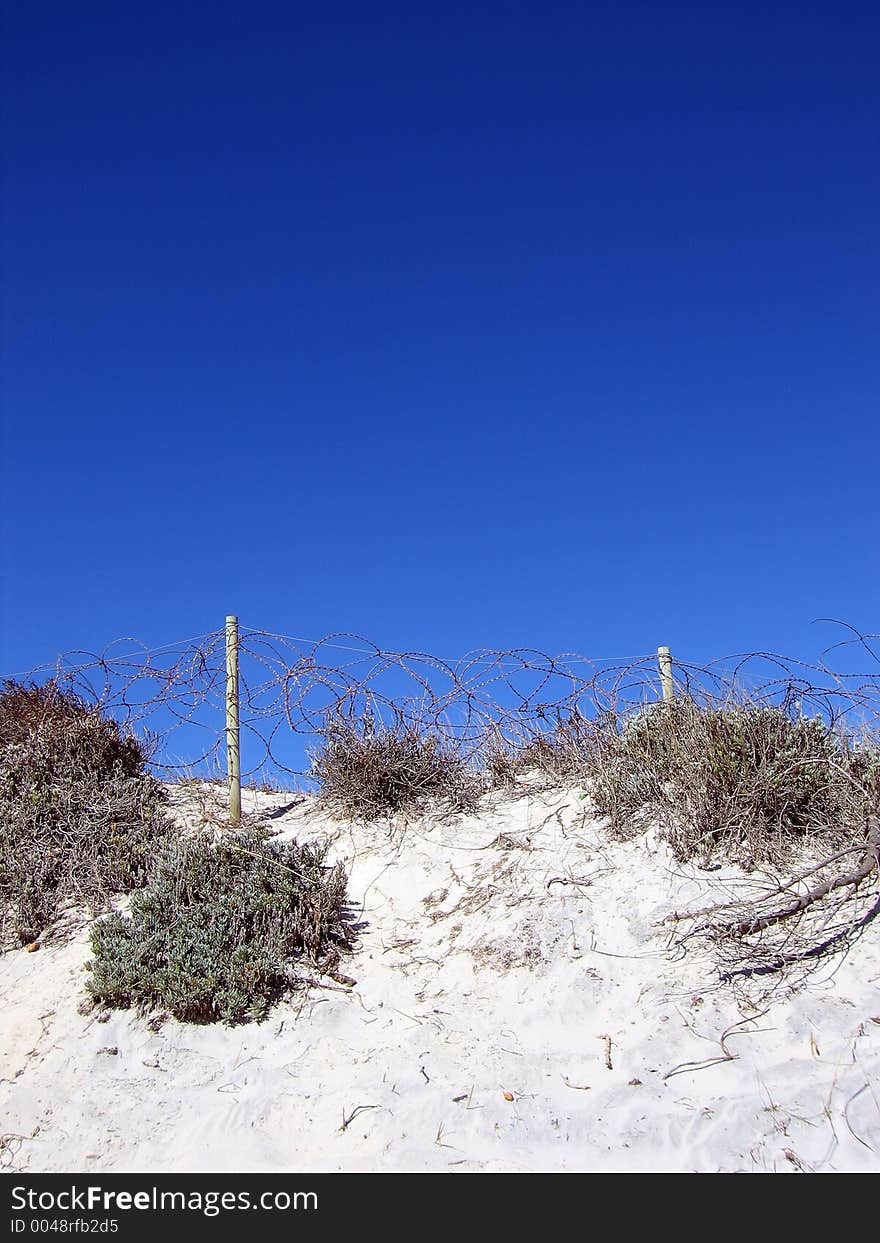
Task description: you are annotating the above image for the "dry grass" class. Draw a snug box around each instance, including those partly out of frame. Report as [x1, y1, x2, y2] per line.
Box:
[312, 718, 480, 819]
[479, 711, 598, 788]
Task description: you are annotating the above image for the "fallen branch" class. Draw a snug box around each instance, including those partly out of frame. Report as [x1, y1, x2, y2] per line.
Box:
[665, 818, 880, 982]
[729, 819, 879, 936]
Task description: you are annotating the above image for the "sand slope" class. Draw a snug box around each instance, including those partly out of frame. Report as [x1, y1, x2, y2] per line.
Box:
[2, 783, 879, 1173]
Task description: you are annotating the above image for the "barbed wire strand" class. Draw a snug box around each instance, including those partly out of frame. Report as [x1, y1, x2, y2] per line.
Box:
[4, 625, 878, 783]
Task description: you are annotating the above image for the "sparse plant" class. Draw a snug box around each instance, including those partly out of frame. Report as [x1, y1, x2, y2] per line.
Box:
[0, 680, 172, 944]
[169, 772, 230, 831]
[85, 826, 356, 1024]
[480, 710, 601, 787]
[479, 722, 534, 787]
[525, 710, 596, 778]
[312, 716, 479, 818]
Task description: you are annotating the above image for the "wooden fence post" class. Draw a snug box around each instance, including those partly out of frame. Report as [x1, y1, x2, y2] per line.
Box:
[658, 645, 674, 703]
[226, 615, 241, 824]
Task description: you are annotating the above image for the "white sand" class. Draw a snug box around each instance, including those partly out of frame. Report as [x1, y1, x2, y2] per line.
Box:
[2, 782, 879, 1173]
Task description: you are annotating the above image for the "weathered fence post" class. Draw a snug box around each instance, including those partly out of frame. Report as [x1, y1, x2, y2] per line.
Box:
[658, 645, 674, 703]
[226, 614, 241, 824]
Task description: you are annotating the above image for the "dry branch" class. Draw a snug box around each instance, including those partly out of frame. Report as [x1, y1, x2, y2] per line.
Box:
[729, 819, 879, 936]
[667, 817, 880, 983]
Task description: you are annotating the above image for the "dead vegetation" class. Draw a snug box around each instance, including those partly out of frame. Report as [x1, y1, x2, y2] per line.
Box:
[479, 714, 595, 788]
[312, 716, 480, 819]
[664, 811, 880, 985]
[0, 679, 173, 945]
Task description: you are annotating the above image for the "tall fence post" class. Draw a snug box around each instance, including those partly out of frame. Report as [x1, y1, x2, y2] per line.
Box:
[226, 615, 241, 824]
[658, 645, 674, 703]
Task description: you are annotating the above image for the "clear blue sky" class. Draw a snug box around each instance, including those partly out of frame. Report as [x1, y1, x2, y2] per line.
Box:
[3, 0, 878, 680]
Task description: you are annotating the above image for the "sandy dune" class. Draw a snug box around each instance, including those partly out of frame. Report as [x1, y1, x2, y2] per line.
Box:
[2, 782, 879, 1173]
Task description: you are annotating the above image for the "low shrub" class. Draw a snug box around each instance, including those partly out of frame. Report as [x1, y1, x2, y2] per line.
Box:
[0, 680, 171, 944]
[312, 718, 479, 817]
[583, 697, 877, 865]
[86, 827, 356, 1024]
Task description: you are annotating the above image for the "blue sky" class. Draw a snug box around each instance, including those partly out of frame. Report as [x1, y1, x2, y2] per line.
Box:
[3, 0, 878, 688]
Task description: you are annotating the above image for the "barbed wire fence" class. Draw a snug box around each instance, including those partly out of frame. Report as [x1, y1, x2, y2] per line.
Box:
[6, 617, 879, 987]
[6, 617, 880, 802]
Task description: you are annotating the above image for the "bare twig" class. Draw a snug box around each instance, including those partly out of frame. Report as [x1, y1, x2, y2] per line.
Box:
[339, 1104, 379, 1133]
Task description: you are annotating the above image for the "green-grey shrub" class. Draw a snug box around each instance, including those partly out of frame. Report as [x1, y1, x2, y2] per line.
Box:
[86, 827, 356, 1024]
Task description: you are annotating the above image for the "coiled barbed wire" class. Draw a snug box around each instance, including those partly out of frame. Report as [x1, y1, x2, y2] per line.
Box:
[7, 622, 879, 784]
